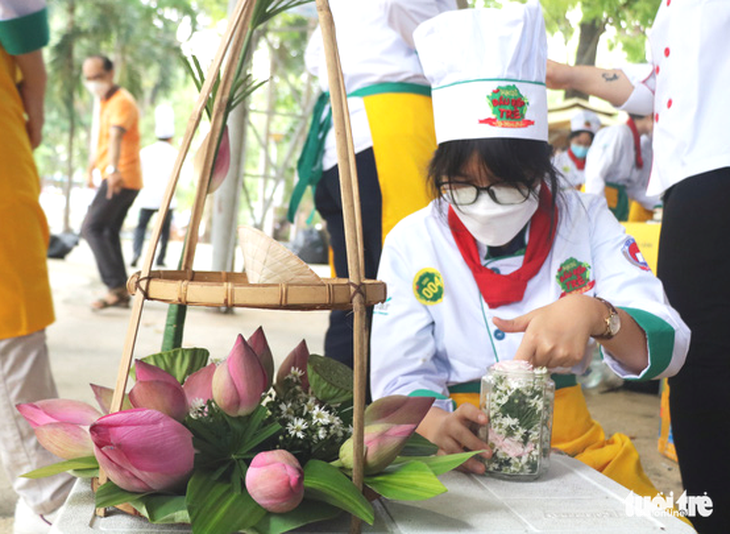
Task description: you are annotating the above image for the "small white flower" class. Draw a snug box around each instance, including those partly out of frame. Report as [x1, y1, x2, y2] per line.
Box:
[188, 398, 207, 419]
[279, 402, 297, 419]
[317, 427, 328, 441]
[286, 417, 309, 439]
[289, 367, 305, 378]
[304, 397, 318, 414]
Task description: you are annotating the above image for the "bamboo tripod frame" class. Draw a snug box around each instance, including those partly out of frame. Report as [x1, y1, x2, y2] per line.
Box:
[99, 1, 379, 532]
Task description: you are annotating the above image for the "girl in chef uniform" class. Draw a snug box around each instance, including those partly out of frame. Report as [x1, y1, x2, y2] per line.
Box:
[370, 1, 690, 498]
[552, 109, 601, 190]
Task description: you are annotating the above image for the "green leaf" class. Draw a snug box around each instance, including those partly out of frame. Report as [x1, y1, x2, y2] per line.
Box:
[399, 433, 439, 457]
[364, 461, 447, 501]
[134, 347, 210, 384]
[133, 494, 190, 524]
[307, 354, 353, 404]
[253, 499, 342, 534]
[69, 467, 99, 479]
[187, 470, 266, 534]
[21, 456, 99, 479]
[391, 451, 481, 476]
[95, 481, 150, 508]
[302, 459, 373, 525]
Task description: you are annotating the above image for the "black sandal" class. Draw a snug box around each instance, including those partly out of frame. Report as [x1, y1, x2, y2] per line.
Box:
[90, 288, 130, 311]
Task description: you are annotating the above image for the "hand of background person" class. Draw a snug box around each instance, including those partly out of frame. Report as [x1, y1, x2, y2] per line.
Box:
[416, 404, 491, 474]
[106, 171, 124, 199]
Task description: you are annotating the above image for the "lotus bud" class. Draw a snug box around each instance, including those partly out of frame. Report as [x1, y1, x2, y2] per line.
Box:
[212, 334, 268, 416]
[90, 408, 194, 493]
[129, 360, 187, 421]
[364, 395, 435, 426]
[247, 327, 274, 389]
[90, 384, 132, 414]
[16, 399, 101, 460]
[17, 399, 102, 428]
[195, 127, 231, 194]
[339, 423, 418, 475]
[182, 363, 216, 411]
[275, 340, 310, 392]
[245, 450, 304, 513]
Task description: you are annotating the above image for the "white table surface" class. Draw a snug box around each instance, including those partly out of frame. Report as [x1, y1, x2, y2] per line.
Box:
[51, 454, 695, 533]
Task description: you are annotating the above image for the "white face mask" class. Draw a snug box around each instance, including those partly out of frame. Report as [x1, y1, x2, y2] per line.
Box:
[84, 80, 112, 99]
[446, 183, 541, 247]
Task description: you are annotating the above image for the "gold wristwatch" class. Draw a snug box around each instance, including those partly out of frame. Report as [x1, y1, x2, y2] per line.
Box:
[593, 297, 621, 340]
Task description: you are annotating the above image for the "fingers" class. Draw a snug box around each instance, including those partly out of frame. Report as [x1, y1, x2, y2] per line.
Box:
[493, 312, 533, 333]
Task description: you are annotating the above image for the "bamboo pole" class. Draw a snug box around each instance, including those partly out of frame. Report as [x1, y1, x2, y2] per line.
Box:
[314, 1, 368, 533]
[98, 0, 255, 497]
[180, 0, 256, 270]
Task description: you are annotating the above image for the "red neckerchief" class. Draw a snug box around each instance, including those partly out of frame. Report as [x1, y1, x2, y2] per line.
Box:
[626, 117, 643, 169]
[566, 147, 586, 170]
[447, 184, 557, 308]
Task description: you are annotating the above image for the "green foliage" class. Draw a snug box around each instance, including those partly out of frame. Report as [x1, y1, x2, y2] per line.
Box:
[302, 459, 374, 525]
[252, 499, 342, 534]
[135, 347, 210, 384]
[21, 456, 99, 479]
[307, 354, 354, 405]
[132, 495, 190, 524]
[391, 450, 482, 476]
[95, 481, 150, 508]
[364, 461, 447, 501]
[186, 470, 267, 534]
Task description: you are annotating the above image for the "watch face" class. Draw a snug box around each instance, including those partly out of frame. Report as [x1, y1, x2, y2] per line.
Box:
[608, 313, 621, 336]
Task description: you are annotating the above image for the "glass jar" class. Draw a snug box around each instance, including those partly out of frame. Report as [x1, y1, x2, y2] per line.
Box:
[479, 360, 555, 481]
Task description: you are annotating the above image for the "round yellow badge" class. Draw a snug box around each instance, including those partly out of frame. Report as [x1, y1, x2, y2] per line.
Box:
[413, 268, 445, 305]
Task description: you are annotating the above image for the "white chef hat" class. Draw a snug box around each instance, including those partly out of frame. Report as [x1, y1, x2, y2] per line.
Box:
[154, 104, 175, 139]
[570, 109, 601, 135]
[414, 0, 548, 145]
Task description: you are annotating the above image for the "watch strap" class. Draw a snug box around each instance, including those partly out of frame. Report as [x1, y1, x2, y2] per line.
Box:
[593, 297, 619, 340]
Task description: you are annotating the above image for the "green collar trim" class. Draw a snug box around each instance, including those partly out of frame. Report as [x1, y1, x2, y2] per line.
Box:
[433, 78, 546, 91]
[0, 8, 49, 55]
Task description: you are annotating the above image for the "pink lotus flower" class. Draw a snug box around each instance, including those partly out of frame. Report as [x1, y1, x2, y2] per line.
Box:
[248, 327, 274, 389]
[212, 334, 268, 417]
[129, 360, 187, 422]
[17, 399, 101, 460]
[339, 422, 418, 475]
[195, 127, 231, 194]
[275, 340, 310, 392]
[364, 395, 434, 426]
[182, 363, 216, 410]
[90, 384, 133, 414]
[90, 408, 194, 493]
[17, 399, 101, 428]
[245, 450, 304, 513]
[339, 396, 435, 474]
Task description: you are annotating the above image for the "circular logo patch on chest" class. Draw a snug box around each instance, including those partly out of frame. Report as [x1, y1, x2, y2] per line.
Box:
[413, 268, 445, 305]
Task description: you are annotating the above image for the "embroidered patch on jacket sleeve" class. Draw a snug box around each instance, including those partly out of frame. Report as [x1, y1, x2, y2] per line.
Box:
[556, 257, 595, 297]
[621, 237, 651, 271]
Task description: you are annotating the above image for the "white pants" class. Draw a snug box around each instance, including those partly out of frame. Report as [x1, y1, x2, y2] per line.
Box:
[0, 330, 73, 515]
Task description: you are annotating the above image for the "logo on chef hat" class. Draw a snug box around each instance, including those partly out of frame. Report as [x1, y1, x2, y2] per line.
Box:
[621, 238, 651, 272]
[479, 85, 535, 129]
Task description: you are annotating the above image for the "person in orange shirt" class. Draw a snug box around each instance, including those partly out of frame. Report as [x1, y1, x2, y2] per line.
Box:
[80, 55, 142, 310]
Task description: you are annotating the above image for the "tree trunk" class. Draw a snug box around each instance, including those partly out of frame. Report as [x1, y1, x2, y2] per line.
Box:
[566, 18, 605, 100]
[62, 0, 76, 233]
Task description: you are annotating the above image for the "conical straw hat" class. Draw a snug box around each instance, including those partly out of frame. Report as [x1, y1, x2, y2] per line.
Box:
[238, 226, 323, 285]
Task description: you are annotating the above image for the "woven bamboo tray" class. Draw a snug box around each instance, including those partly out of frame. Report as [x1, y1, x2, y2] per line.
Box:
[127, 270, 386, 310]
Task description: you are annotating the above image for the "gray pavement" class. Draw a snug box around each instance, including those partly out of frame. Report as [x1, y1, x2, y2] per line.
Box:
[0, 238, 330, 530]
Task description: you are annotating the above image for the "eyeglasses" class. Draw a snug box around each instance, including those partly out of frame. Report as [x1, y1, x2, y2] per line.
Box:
[438, 180, 532, 206]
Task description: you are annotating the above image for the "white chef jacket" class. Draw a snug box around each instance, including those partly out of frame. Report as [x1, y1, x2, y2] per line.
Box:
[136, 140, 178, 210]
[304, 0, 456, 171]
[618, 0, 730, 196]
[370, 190, 689, 411]
[584, 124, 660, 210]
[552, 149, 585, 189]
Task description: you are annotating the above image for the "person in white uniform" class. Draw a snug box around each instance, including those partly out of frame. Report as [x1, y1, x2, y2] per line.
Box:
[370, 1, 689, 496]
[583, 113, 660, 221]
[130, 104, 178, 268]
[547, 2, 730, 530]
[552, 109, 600, 189]
[289, 0, 456, 372]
